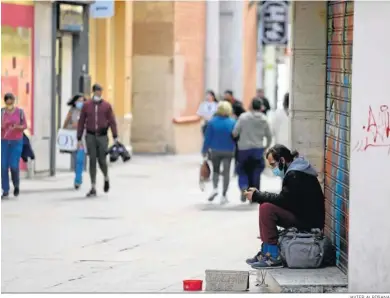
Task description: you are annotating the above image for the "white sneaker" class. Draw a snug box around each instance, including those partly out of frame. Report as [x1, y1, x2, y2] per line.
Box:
[199, 181, 205, 192]
[208, 189, 218, 202]
[220, 195, 229, 205]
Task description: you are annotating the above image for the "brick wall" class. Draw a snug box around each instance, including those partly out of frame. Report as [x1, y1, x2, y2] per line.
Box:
[132, 1, 175, 153]
[172, 1, 206, 153]
[173, 1, 206, 118]
[242, 0, 258, 108]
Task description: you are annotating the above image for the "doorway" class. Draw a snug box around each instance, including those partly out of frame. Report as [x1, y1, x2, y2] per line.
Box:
[55, 33, 74, 171]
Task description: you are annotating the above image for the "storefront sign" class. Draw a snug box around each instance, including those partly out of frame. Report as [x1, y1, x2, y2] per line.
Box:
[59, 3, 84, 32]
[260, 1, 289, 45]
[90, 0, 114, 19]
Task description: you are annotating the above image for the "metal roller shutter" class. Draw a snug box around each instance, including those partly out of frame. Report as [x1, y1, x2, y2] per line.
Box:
[324, 1, 354, 274]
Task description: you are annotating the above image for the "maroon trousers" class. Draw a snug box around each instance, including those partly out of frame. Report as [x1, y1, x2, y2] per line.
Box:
[259, 203, 298, 245]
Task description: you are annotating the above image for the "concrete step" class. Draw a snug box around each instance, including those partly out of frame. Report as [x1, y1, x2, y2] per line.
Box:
[260, 267, 348, 293]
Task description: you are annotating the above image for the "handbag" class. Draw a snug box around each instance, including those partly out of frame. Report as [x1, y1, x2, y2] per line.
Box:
[278, 228, 335, 269]
[57, 128, 78, 153]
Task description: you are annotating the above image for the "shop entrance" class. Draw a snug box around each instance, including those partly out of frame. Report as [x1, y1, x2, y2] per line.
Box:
[55, 33, 74, 171]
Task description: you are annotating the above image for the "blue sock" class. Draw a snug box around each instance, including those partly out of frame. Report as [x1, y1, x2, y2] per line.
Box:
[262, 243, 279, 258]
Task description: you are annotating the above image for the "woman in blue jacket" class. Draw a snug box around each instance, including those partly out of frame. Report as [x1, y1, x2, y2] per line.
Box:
[202, 101, 236, 204]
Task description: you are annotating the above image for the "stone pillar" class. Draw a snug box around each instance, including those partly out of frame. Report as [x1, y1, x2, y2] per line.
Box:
[205, 1, 220, 95]
[114, 0, 133, 149]
[289, 1, 327, 178]
[348, 1, 390, 292]
[95, 18, 112, 103]
[33, 1, 54, 173]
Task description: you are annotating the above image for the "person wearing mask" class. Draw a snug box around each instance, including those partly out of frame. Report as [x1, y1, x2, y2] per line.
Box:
[77, 84, 118, 197]
[244, 144, 325, 268]
[197, 90, 218, 136]
[1, 93, 27, 199]
[256, 88, 271, 115]
[233, 98, 272, 202]
[269, 93, 290, 148]
[223, 90, 245, 119]
[62, 94, 86, 189]
[202, 101, 236, 204]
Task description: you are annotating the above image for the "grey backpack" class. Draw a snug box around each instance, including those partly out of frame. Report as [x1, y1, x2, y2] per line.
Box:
[278, 228, 335, 269]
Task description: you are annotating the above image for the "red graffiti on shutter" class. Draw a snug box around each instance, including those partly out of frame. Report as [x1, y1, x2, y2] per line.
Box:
[352, 105, 390, 154]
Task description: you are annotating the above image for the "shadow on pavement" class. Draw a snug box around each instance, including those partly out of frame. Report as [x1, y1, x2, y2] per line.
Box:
[56, 195, 105, 202]
[194, 202, 258, 212]
[22, 187, 76, 194]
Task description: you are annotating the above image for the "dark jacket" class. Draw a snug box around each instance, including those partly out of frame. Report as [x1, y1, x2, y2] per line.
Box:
[252, 157, 325, 230]
[260, 97, 271, 114]
[232, 100, 245, 119]
[21, 133, 35, 162]
[77, 99, 118, 140]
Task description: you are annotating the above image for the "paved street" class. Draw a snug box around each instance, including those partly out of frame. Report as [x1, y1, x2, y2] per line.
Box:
[1, 155, 281, 293]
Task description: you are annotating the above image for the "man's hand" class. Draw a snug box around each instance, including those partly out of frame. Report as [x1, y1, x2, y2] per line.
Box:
[77, 140, 83, 149]
[244, 187, 258, 201]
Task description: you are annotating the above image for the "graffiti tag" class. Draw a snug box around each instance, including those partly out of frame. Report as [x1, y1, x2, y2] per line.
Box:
[353, 105, 390, 154]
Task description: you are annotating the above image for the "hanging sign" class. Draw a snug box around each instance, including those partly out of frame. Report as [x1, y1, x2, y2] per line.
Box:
[260, 1, 289, 45]
[90, 0, 114, 19]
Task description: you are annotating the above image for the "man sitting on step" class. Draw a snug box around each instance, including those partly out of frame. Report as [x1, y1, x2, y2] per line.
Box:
[244, 144, 325, 268]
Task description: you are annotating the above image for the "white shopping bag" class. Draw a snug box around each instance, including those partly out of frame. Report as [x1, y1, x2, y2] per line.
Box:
[57, 128, 78, 153]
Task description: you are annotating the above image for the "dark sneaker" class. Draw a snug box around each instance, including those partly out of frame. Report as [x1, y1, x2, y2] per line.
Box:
[251, 253, 284, 269]
[104, 180, 110, 193]
[86, 188, 97, 197]
[1, 192, 9, 199]
[13, 187, 20, 197]
[246, 250, 264, 265]
[74, 184, 80, 190]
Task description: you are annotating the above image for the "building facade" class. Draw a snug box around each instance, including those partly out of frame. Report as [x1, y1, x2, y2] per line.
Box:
[1, 0, 35, 172]
[290, 0, 390, 291]
[1, 0, 92, 175]
[88, 0, 258, 154]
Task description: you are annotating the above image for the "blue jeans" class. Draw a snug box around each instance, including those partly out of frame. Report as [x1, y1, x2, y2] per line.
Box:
[237, 148, 265, 191]
[1, 139, 23, 193]
[74, 148, 85, 186]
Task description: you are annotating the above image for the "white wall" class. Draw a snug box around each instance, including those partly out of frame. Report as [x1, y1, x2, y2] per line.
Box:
[219, 1, 244, 101]
[56, 34, 73, 171]
[348, 1, 390, 292]
[33, 2, 53, 173]
[289, 1, 326, 176]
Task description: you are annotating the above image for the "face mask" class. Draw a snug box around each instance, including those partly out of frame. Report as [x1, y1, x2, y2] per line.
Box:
[75, 101, 84, 109]
[272, 167, 285, 178]
[93, 95, 101, 102]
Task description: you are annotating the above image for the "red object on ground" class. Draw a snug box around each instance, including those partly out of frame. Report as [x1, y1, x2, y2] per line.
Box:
[183, 280, 203, 291]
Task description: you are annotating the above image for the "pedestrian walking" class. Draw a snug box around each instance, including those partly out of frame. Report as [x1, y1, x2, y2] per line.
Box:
[197, 90, 218, 136]
[77, 84, 118, 197]
[202, 101, 236, 204]
[256, 88, 271, 115]
[223, 90, 246, 175]
[233, 98, 272, 202]
[269, 92, 290, 148]
[62, 93, 87, 189]
[1, 93, 28, 199]
[223, 90, 245, 119]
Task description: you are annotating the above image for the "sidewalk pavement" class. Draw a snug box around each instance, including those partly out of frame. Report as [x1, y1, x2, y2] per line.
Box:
[1, 155, 282, 293]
